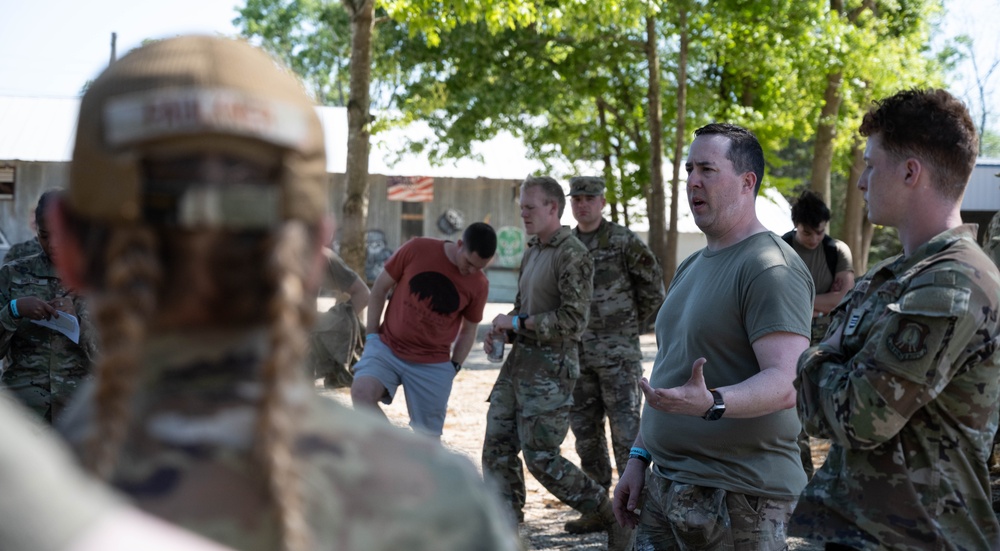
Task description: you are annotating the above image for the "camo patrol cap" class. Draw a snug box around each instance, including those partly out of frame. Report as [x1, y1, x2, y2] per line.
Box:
[567, 176, 605, 197]
[69, 35, 327, 228]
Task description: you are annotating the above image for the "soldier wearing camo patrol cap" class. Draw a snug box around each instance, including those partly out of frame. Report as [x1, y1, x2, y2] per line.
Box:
[49, 35, 517, 551]
[789, 89, 1000, 549]
[563, 176, 664, 534]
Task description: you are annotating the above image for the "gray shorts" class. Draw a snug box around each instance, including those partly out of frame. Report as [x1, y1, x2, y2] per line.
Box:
[353, 335, 457, 437]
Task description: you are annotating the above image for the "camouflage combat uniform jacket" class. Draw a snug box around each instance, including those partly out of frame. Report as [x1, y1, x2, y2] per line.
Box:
[1, 238, 42, 266]
[573, 219, 664, 364]
[790, 225, 1000, 550]
[59, 328, 519, 551]
[0, 253, 96, 422]
[984, 209, 1000, 266]
[482, 227, 600, 519]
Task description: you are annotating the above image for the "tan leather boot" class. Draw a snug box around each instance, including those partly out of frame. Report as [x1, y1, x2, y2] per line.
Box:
[563, 511, 606, 534]
[597, 498, 634, 551]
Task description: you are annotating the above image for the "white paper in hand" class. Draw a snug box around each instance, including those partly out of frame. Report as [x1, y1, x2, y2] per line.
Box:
[29, 311, 80, 344]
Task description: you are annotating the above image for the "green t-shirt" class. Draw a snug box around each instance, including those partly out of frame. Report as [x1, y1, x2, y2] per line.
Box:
[642, 231, 813, 499]
[789, 235, 853, 294]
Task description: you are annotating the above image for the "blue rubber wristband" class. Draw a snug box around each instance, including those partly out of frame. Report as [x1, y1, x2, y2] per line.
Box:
[9, 299, 20, 319]
[512, 315, 519, 332]
[629, 446, 651, 463]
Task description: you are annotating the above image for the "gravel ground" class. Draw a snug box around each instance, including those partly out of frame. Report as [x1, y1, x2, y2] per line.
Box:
[318, 306, 823, 550]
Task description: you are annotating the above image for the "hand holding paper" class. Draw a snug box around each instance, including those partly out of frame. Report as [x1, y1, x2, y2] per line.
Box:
[30, 311, 80, 344]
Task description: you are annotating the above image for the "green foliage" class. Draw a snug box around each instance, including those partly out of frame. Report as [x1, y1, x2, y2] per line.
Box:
[869, 225, 902, 265]
[982, 129, 1000, 158]
[234, 0, 950, 216]
[234, 0, 353, 105]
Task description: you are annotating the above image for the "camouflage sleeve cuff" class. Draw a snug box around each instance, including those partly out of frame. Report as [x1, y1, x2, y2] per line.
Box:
[0, 303, 19, 331]
[812, 343, 846, 363]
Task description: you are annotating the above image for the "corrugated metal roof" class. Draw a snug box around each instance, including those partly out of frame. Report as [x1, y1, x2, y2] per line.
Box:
[962, 161, 1000, 211]
[0, 96, 79, 162]
[0, 96, 550, 179]
[0, 95, 795, 234]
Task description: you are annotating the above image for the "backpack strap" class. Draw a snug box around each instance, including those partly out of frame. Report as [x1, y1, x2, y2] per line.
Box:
[822, 234, 838, 277]
[785, 230, 838, 277]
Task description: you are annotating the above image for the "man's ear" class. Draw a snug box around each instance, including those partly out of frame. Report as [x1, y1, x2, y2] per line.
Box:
[903, 157, 923, 187]
[46, 196, 89, 291]
[743, 171, 758, 193]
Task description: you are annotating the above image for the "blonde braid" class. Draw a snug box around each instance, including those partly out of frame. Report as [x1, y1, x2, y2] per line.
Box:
[256, 221, 314, 551]
[86, 226, 161, 479]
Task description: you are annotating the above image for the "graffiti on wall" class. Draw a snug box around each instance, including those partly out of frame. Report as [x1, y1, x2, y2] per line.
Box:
[365, 229, 394, 283]
[494, 226, 525, 269]
[436, 208, 465, 236]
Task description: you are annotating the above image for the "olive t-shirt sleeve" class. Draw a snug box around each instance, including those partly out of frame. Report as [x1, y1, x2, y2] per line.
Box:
[0, 393, 120, 551]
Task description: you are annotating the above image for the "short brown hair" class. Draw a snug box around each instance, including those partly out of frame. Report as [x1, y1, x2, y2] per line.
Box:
[859, 89, 978, 200]
[521, 175, 566, 217]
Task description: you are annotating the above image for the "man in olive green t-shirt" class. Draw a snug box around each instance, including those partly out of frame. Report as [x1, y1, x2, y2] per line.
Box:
[612, 123, 814, 551]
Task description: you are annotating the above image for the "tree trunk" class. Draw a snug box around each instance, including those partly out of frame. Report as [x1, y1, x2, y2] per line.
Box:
[664, 7, 688, 289]
[843, 137, 868, 273]
[598, 101, 619, 225]
[340, 0, 374, 275]
[645, 14, 668, 286]
[809, 70, 843, 205]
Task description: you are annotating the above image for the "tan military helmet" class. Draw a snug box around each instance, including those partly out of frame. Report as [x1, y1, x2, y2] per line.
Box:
[69, 35, 327, 227]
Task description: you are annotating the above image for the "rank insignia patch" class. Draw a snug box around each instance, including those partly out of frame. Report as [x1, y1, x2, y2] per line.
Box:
[887, 318, 930, 361]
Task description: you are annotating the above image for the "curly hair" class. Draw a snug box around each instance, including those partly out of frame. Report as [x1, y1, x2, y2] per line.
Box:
[859, 89, 978, 200]
[790, 190, 831, 229]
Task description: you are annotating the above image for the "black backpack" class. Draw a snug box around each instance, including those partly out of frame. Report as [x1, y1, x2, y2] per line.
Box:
[781, 230, 838, 277]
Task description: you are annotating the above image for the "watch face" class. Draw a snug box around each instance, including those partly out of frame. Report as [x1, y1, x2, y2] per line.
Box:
[704, 390, 725, 420]
[704, 406, 725, 421]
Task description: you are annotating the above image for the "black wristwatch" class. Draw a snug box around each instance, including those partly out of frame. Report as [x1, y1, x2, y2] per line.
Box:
[451, 360, 462, 372]
[703, 389, 725, 421]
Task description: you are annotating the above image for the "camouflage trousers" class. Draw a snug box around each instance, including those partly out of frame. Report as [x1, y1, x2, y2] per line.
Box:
[568, 357, 642, 490]
[2, 368, 89, 424]
[481, 341, 606, 523]
[635, 471, 795, 551]
[798, 315, 834, 478]
[306, 302, 364, 388]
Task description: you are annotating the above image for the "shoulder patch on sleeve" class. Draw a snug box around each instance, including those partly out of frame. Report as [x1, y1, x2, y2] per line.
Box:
[888, 285, 969, 318]
[886, 318, 931, 361]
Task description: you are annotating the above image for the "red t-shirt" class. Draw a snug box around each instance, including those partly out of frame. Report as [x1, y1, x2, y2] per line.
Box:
[379, 238, 489, 363]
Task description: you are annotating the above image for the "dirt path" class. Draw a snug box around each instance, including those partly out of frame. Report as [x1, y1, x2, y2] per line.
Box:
[319, 328, 822, 550]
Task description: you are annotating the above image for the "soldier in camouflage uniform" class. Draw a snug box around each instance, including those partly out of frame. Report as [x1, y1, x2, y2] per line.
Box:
[984, 207, 1000, 266]
[51, 36, 518, 551]
[483, 175, 632, 550]
[564, 176, 665, 534]
[2, 237, 42, 266]
[789, 89, 1000, 549]
[307, 247, 368, 389]
[982, 191, 1000, 475]
[0, 391, 235, 551]
[0, 190, 96, 423]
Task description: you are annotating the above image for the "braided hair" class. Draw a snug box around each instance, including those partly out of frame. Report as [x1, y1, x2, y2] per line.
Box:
[81, 219, 318, 551]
